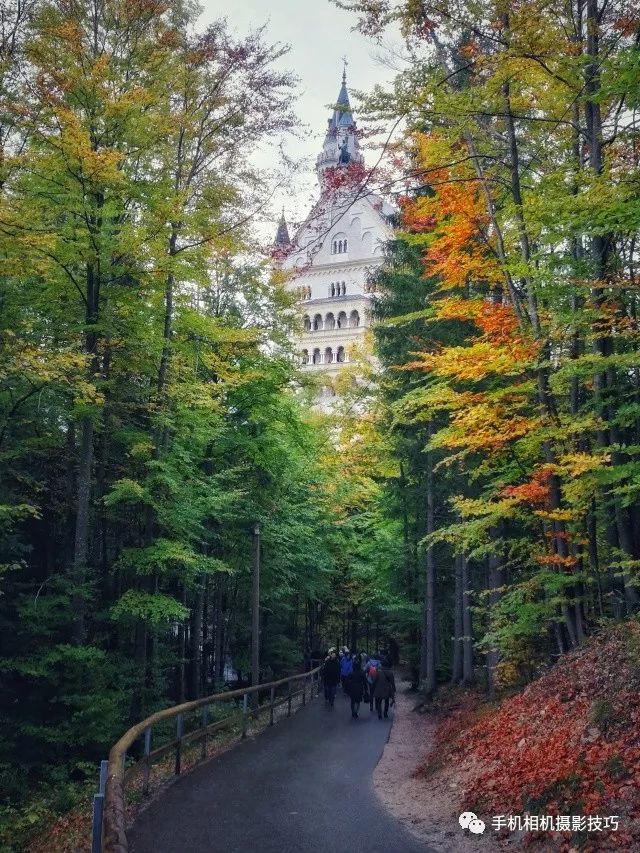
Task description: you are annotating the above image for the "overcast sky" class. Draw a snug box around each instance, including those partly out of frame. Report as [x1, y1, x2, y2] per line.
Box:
[200, 0, 401, 239]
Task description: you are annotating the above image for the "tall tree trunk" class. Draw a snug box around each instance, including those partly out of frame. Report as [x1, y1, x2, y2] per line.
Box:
[190, 577, 204, 699]
[451, 552, 463, 685]
[420, 438, 437, 694]
[485, 539, 504, 695]
[583, 0, 639, 610]
[461, 554, 473, 684]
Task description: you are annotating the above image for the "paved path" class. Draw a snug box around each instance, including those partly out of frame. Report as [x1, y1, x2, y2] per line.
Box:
[130, 687, 432, 853]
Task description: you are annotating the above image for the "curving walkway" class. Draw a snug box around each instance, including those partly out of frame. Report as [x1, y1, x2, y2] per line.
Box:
[129, 686, 433, 853]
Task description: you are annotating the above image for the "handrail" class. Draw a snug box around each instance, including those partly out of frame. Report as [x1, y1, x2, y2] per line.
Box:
[101, 665, 322, 853]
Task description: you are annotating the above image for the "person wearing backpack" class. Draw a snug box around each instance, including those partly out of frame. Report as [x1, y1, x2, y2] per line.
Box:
[366, 656, 380, 711]
[373, 664, 396, 720]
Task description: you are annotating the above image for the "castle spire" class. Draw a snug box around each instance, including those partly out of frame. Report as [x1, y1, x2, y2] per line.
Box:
[316, 65, 363, 181]
[274, 207, 290, 246]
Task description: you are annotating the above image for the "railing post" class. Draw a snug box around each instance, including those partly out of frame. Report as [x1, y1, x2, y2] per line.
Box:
[269, 685, 275, 726]
[142, 727, 152, 796]
[242, 692, 248, 738]
[302, 674, 307, 706]
[175, 713, 184, 776]
[91, 759, 108, 853]
[287, 679, 292, 717]
[201, 704, 208, 760]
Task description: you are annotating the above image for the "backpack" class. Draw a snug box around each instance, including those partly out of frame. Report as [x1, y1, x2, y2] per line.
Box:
[367, 664, 377, 682]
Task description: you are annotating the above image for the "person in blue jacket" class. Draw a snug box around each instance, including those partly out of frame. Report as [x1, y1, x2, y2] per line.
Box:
[340, 648, 353, 692]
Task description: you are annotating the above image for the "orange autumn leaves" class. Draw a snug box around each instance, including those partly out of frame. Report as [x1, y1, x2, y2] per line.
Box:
[404, 297, 541, 457]
[398, 133, 541, 460]
[401, 134, 503, 290]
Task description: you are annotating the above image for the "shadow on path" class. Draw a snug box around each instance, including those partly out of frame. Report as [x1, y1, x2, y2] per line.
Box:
[130, 687, 433, 852]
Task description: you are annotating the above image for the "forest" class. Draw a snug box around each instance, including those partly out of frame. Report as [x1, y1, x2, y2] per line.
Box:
[2, 0, 640, 849]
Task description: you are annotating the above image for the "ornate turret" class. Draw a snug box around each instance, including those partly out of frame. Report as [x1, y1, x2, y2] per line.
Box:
[316, 66, 364, 182]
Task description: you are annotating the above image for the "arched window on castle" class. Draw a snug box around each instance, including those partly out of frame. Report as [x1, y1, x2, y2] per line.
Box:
[301, 349, 309, 365]
[349, 310, 360, 328]
[312, 348, 321, 364]
[303, 315, 311, 331]
[337, 346, 345, 363]
[325, 347, 334, 364]
[313, 313, 323, 331]
[325, 312, 335, 330]
[331, 234, 347, 255]
[337, 311, 347, 329]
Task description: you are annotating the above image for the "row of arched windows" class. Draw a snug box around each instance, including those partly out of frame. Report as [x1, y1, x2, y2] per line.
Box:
[329, 282, 346, 297]
[303, 310, 360, 331]
[331, 238, 348, 255]
[301, 347, 347, 365]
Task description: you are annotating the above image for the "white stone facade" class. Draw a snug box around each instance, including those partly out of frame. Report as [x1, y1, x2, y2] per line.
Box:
[277, 72, 393, 392]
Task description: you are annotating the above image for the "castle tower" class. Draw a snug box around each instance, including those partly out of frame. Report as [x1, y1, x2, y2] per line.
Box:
[276, 68, 393, 401]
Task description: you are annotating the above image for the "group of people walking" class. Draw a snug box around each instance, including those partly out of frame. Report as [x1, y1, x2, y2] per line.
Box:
[321, 647, 396, 720]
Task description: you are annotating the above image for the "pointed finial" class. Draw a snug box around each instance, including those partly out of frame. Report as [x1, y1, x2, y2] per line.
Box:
[342, 55, 348, 84]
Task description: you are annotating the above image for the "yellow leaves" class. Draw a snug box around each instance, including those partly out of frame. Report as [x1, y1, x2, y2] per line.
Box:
[55, 108, 126, 185]
[394, 383, 477, 423]
[73, 380, 105, 408]
[534, 509, 579, 523]
[429, 396, 539, 455]
[417, 340, 534, 382]
[452, 495, 519, 520]
[558, 452, 610, 478]
[0, 343, 85, 386]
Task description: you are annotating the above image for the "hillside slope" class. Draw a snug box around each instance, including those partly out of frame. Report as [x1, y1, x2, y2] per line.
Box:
[421, 622, 640, 850]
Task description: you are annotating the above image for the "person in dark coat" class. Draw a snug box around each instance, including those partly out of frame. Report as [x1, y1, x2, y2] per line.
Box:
[322, 650, 340, 707]
[344, 661, 366, 718]
[373, 665, 396, 719]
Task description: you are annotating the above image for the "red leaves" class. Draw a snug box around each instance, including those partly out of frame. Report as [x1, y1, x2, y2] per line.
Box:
[322, 161, 368, 191]
[424, 624, 640, 849]
[501, 466, 553, 507]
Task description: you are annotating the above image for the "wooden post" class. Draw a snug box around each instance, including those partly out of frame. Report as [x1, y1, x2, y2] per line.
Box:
[175, 713, 184, 775]
[201, 704, 208, 760]
[142, 727, 152, 796]
[302, 675, 307, 706]
[269, 685, 275, 726]
[242, 692, 248, 738]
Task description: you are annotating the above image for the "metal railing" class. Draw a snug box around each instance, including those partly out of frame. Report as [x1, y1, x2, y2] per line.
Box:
[97, 665, 322, 853]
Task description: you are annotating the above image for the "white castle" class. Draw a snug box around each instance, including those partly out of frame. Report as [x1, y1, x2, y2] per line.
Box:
[275, 70, 393, 395]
